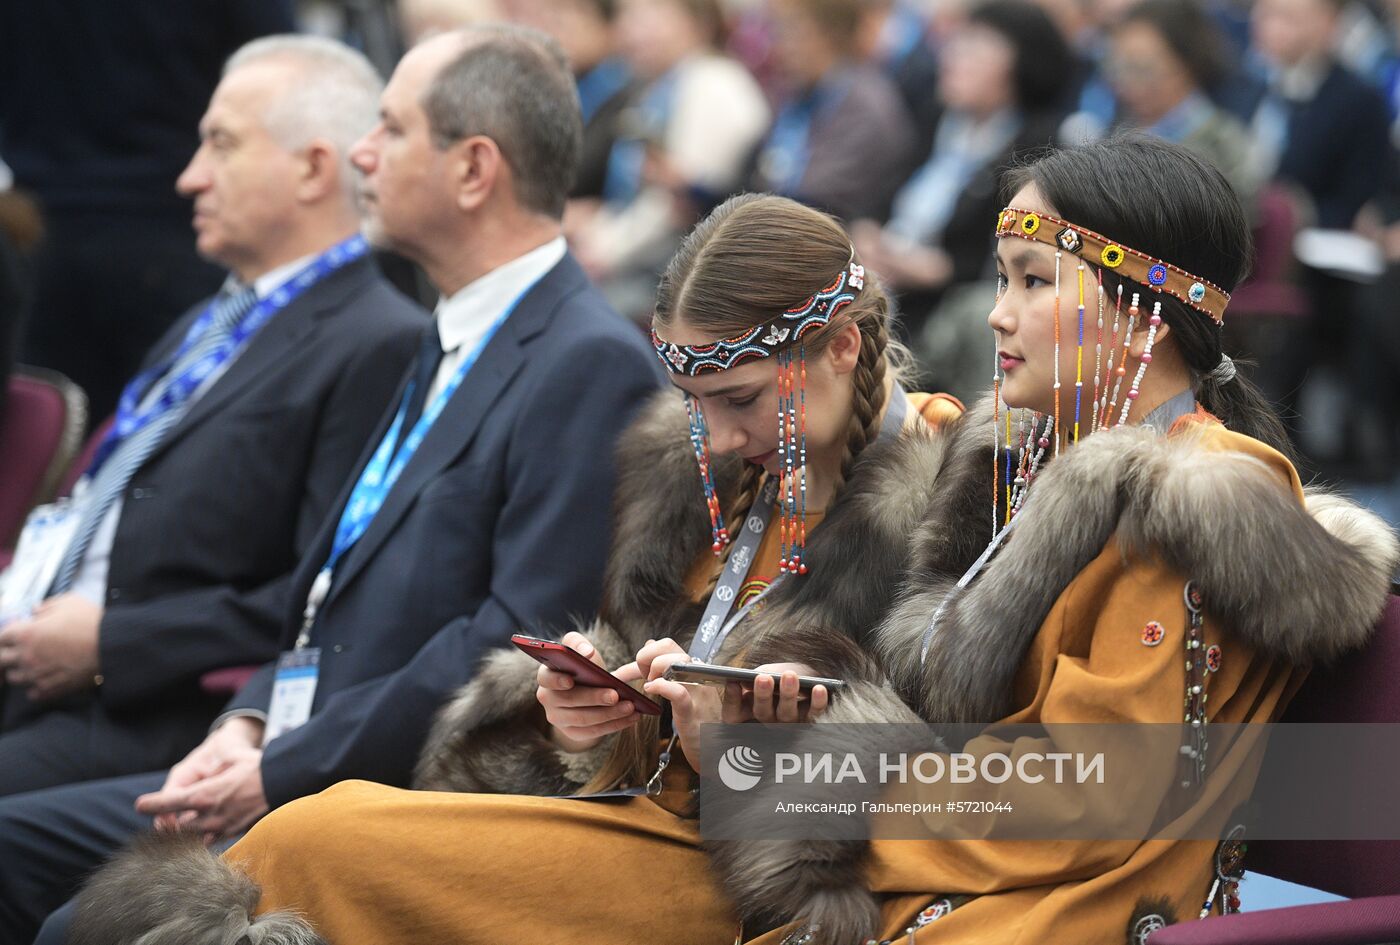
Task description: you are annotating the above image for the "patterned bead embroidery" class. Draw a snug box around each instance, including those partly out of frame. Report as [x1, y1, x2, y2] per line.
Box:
[1055, 226, 1083, 253]
[1147, 263, 1169, 286]
[1199, 824, 1247, 918]
[1132, 914, 1168, 945]
[1180, 581, 1209, 788]
[1189, 281, 1207, 303]
[1020, 213, 1041, 236]
[1141, 621, 1165, 646]
[1206, 644, 1222, 673]
[781, 899, 955, 945]
[1101, 244, 1126, 267]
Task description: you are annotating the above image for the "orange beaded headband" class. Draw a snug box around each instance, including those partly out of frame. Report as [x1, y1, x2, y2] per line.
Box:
[995, 207, 1229, 325]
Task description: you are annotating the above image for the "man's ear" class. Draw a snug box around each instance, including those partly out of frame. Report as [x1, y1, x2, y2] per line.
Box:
[452, 135, 502, 212]
[296, 139, 340, 203]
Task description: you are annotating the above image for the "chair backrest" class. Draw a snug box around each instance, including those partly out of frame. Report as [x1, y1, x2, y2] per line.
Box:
[58, 415, 114, 498]
[0, 366, 87, 551]
[1246, 593, 1400, 898]
[1225, 184, 1310, 320]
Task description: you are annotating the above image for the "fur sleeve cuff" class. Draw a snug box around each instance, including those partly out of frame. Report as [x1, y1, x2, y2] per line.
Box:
[413, 619, 634, 795]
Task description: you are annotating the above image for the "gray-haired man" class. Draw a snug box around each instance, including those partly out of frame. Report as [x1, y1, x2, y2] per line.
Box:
[1, 24, 662, 945]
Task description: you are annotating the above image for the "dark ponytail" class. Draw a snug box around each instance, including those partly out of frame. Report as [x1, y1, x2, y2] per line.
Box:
[1006, 134, 1295, 460]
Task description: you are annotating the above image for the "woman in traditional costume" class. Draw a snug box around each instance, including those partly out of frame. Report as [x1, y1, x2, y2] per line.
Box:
[725, 135, 1400, 945]
[70, 193, 969, 944]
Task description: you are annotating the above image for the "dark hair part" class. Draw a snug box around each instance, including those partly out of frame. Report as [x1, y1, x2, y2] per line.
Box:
[968, 0, 1075, 112]
[422, 24, 583, 218]
[1006, 135, 1294, 458]
[1118, 0, 1229, 91]
[654, 193, 909, 525]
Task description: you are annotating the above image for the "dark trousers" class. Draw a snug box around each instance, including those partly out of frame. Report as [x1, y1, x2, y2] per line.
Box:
[0, 771, 163, 945]
[21, 209, 222, 420]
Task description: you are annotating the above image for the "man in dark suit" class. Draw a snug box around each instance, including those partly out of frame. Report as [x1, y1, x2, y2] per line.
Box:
[1246, 0, 1392, 229]
[0, 36, 424, 798]
[0, 25, 663, 944]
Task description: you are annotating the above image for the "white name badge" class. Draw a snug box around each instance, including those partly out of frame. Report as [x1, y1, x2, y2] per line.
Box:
[264, 647, 321, 743]
[0, 501, 82, 622]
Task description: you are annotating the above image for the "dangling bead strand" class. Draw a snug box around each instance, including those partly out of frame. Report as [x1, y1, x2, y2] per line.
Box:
[776, 350, 789, 568]
[1052, 251, 1063, 456]
[1091, 270, 1105, 435]
[1003, 399, 1014, 526]
[794, 345, 809, 574]
[1073, 262, 1085, 444]
[1010, 414, 1052, 517]
[1107, 292, 1139, 424]
[1097, 284, 1124, 429]
[1117, 301, 1162, 427]
[686, 395, 728, 553]
[992, 342, 1003, 533]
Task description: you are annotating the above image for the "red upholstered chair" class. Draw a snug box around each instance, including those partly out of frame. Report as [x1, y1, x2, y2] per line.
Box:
[1150, 594, 1400, 944]
[200, 665, 260, 697]
[0, 366, 87, 568]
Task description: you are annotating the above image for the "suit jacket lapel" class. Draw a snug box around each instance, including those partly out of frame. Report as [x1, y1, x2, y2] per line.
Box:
[321, 253, 587, 605]
[142, 259, 372, 465]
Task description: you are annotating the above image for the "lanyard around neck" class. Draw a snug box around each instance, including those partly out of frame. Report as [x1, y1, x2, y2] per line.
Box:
[688, 384, 910, 663]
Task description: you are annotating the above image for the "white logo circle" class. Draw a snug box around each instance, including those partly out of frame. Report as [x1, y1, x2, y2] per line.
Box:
[716, 585, 735, 602]
[717, 745, 764, 791]
[746, 516, 766, 533]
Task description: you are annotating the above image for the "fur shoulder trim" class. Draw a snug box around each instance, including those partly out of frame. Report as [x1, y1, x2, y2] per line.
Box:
[414, 618, 634, 793]
[736, 416, 991, 679]
[69, 832, 325, 945]
[885, 420, 1400, 724]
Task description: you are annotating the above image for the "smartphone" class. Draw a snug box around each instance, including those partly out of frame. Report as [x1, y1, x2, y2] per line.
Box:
[663, 661, 845, 693]
[510, 634, 662, 716]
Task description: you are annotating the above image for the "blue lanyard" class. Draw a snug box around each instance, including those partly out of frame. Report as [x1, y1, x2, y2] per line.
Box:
[91, 234, 369, 475]
[323, 275, 543, 576]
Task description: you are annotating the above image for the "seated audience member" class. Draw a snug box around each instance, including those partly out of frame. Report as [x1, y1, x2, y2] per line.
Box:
[0, 36, 424, 796]
[0, 25, 663, 945]
[503, 0, 634, 199]
[751, 0, 918, 221]
[64, 191, 971, 945]
[856, 0, 941, 145]
[62, 142, 1399, 945]
[1106, 0, 1259, 208]
[851, 0, 1070, 337]
[569, 0, 770, 320]
[1246, 0, 1391, 229]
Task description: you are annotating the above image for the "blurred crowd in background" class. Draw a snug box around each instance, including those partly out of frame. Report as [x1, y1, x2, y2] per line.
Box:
[1, 0, 1398, 510]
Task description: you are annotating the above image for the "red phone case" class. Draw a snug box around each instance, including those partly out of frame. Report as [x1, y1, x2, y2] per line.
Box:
[510, 634, 663, 715]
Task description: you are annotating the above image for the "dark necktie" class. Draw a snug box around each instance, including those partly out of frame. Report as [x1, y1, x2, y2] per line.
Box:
[396, 326, 445, 452]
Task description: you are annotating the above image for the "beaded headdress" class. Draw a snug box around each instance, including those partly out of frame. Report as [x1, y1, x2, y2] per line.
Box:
[652, 260, 867, 574]
[649, 262, 864, 376]
[989, 206, 1232, 533]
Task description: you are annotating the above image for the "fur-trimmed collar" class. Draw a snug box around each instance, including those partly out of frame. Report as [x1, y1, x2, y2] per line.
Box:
[879, 399, 1400, 724]
[711, 396, 1399, 945]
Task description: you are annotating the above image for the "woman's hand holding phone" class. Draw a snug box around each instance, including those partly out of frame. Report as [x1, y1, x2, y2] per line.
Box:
[637, 638, 724, 771]
[732, 662, 831, 723]
[536, 631, 644, 752]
